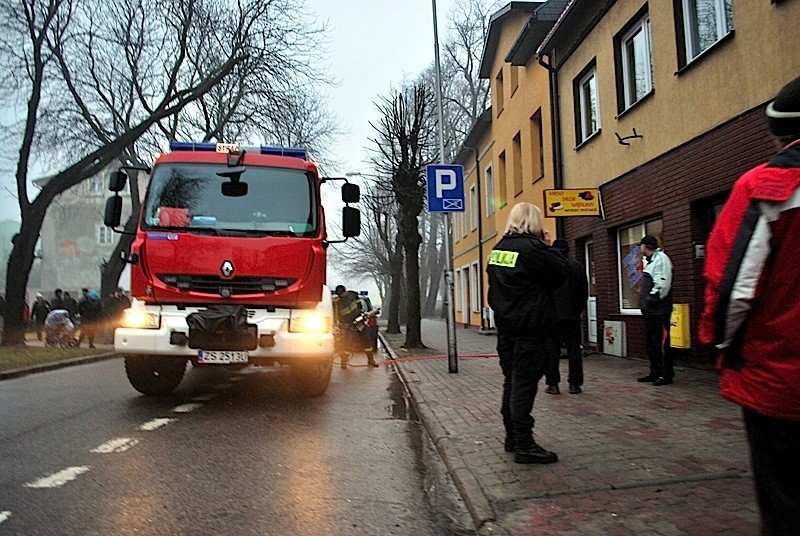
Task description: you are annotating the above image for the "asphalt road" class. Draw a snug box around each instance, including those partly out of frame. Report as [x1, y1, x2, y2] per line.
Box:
[0, 352, 473, 535]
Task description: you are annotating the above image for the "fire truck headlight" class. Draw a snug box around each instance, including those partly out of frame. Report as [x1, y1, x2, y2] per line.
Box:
[289, 314, 331, 334]
[122, 309, 160, 329]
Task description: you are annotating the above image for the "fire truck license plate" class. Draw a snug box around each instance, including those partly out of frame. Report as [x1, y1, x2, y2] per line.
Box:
[197, 350, 249, 364]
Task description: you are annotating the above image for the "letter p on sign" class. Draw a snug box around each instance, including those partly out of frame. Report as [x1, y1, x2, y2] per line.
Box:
[435, 169, 457, 198]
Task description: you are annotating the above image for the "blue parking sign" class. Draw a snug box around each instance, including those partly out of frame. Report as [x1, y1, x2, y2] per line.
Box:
[426, 165, 465, 212]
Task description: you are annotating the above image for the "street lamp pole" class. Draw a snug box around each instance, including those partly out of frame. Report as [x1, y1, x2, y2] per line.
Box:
[431, 0, 458, 373]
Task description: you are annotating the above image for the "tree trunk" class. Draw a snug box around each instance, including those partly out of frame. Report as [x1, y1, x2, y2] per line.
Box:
[2, 209, 48, 346]
[386, 240, 403, 334]
[401, 210, 424, 349]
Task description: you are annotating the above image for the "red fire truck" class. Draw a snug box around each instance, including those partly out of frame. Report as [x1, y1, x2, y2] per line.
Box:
[104, 141, 360, 397]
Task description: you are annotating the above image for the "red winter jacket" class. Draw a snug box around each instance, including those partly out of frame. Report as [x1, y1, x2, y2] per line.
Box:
[699, 141, 800, 421]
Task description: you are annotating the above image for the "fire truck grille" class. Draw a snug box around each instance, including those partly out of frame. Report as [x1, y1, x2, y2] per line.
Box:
[157, 274, 297, 295]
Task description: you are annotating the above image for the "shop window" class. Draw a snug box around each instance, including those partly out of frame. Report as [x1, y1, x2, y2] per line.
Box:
[617, 219, 663, 312]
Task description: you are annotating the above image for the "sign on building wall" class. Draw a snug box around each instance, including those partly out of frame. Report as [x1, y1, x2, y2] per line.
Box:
[543, 189, 602, 217]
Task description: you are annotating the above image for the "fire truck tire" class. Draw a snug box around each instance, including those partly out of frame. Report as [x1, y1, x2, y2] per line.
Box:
[125, 355, 187, 395]
[290, 360, 332, 398]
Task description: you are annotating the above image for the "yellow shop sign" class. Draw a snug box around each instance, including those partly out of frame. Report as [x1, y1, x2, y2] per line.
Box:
[543, 189, 602, 217]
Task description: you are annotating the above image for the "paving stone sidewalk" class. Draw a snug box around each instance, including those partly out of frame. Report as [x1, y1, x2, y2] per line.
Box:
[381, 319, 759, 536]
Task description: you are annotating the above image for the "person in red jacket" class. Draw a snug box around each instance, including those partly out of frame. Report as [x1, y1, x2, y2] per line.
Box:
[700, 75, 800, 535]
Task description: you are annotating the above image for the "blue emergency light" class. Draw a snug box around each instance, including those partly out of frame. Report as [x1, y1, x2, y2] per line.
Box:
[169, 141, 307, 160]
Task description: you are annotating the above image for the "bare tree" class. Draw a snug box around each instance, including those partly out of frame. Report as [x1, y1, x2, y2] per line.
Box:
[369, 84, 435, 348]
[0, 0, 248, 345]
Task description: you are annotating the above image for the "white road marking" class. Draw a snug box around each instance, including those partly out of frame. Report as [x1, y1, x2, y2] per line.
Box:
[0, 511, 11, 524]
[90, 438, 139, 453]
[172, 403, 203, 413]
[25, 467, 90, 488]
[139, 418, 176, 431]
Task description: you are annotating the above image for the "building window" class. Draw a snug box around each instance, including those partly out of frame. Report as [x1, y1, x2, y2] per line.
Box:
[485, 163, 495, 217]
[461, 268, 470, 318]
[531, 110, 544, 181]
[509, 66, 519, 96]
[676, 0, 733, 66]
[470, 262, 480, 313]
[455, 269, 462, 312]
[617, 219, 663, 312]
[574, 62, 600, 145]
[615, 10, 653, 112]
[461, 210, 468, 238]
[469, 184, 478, 231]
[495, 68, 505, 115]
[89, 177, 104, 196]
[97, 225, 114, 245]
[497, 151, 507, 209]
[512, 132, 523, 197]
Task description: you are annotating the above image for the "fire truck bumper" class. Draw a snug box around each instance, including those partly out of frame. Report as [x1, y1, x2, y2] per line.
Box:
[114, 307, 334, 363]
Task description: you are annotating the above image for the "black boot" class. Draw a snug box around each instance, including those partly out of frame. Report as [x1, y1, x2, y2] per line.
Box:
[367, 352, 378, 367]
[504, 437, 515, 452]
[514, 442, 558, 464]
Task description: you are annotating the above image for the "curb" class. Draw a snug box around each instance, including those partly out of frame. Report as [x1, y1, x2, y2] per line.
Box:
[0, 351, 119, 381]
[378, 331, 508, 536]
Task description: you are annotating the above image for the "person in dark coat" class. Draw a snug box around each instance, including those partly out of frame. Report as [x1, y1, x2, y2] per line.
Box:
[31, 293, 51, 341]
[487, 202, 568, 464]
[62, 291, 79, 321]
[545, 239, 590, 395]
[50, 288, 64, 311]
[78, 289, 102, 348]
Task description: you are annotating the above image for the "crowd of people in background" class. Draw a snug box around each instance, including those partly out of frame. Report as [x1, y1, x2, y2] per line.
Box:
[2, 286, 131, 347]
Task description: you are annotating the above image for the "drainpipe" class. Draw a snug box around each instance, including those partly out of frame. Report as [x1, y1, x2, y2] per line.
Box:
[464, 145, 486, 331]
[538, 52, 565, 239]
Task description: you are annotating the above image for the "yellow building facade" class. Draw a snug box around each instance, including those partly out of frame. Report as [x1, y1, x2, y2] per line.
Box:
[452, 2, 564, 329]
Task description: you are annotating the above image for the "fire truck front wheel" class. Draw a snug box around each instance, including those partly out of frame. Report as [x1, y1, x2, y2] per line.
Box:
[290, 360, 332, 398]
[124, 355, 187, 396]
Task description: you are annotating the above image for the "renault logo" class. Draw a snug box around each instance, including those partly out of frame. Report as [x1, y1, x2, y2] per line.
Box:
[220, 260, 234, 278]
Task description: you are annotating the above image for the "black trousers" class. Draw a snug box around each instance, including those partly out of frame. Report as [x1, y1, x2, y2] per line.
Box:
[643, 313, 673, 378]
[497, 333, 548, 447]
[743, 408, 800, 536]
[545, 319, 584, 387]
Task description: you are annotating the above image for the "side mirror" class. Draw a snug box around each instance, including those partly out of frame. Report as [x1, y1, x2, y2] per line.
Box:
[221, 182, 248, 197]
[342, 206, 361, 237]
[104, 196, 122, 227]
[342, 183, 360, 204]
[109, 170, 129, 192]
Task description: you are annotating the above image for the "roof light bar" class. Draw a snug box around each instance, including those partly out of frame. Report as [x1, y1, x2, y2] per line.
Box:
[169, 141, 307, 160]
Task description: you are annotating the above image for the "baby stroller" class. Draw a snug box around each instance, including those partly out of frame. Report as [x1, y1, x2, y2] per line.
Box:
[44, 309, 78, 348]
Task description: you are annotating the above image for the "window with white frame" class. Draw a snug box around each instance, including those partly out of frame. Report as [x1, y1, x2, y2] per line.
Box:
[89, 177, 104, 196]
[461, 268, 470, 319]
[616, 11, 653, 111]
[677, 0, 733, 66]
[455, 268, 462, 312]
[485, 163, 494, 217]
[617, 218, 663, 312]
[574, 63, 600, 145]
[97, 224, 114, 245]
[470, 184, 478, 231]
[470, 262, 480, 313]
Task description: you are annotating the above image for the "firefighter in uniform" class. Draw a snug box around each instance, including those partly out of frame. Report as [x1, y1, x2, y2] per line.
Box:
[333, 285, 377, 368]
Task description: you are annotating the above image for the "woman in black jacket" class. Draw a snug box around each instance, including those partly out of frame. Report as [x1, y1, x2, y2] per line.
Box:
[487, 202, 568, 464]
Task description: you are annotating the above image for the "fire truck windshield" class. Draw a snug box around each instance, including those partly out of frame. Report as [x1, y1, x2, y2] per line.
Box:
[142, 163, 317, 236]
